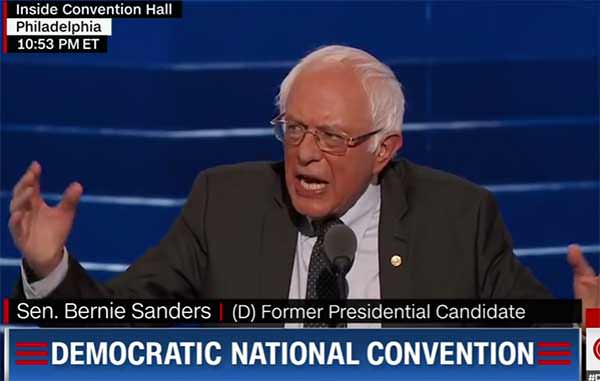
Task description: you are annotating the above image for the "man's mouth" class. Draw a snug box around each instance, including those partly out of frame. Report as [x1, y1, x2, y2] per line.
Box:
[297, 175, 328, 192]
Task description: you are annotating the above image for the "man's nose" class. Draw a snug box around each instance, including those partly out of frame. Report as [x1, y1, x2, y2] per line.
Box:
[297, 131, 323, 165]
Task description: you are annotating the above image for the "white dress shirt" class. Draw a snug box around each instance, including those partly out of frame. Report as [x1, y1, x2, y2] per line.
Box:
[21, 248, 68, 299]
[287, 183, 382, 328]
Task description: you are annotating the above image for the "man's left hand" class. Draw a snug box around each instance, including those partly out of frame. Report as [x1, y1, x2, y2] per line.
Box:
[567, 244, 599, 328]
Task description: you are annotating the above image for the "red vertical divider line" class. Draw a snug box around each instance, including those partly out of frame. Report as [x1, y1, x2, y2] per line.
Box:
[3, 298, 9, 324]
[2, 0, 7, 54]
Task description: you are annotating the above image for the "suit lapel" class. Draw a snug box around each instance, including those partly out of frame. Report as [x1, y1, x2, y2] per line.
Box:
[379, 161, 414, 307]
[258, 163, 300, 300]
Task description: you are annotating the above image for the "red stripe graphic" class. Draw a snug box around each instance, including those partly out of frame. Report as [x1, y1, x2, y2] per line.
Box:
[16, 342, 48, 348]
[2, 298, 8, 324]
[2, 0, 7, 54]
[537, 351, 571, 356]
[16, 360, 48, 365]
[537, 342, 570, 348]
[219, 303, 223, 322]
[16, 350, 48, 357]
[538, 359, 571, 365]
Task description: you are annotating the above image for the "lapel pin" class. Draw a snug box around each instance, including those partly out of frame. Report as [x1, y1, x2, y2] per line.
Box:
[390, 255, 402, 267]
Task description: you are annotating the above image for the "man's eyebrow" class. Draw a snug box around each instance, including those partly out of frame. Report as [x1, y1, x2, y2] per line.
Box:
[284, 113, 306, 125]
[315, 123, 343, 132]
[285, 113, 344, 132]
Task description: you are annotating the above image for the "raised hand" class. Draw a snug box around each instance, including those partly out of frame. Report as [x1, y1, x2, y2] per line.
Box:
[8, 161, 83, 277]
[567, 244, 600, 329]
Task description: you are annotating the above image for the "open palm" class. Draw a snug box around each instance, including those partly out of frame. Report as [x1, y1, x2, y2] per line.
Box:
[8, 162, 82, 277]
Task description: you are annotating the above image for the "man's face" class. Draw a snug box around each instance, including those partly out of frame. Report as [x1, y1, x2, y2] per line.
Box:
[283, 63, 378, 219]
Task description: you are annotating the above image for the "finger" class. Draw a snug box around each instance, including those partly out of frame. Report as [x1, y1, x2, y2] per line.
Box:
[566, 244, 595, 277]
[30, 161, 43, 205]
[8, 210, 24, 238]
[12, 171, 33, 198]
[12, 161, 40, 198]
[58, 182, 83, 212]
[576, 275, 599, 287]
[9, 186, 34, 213]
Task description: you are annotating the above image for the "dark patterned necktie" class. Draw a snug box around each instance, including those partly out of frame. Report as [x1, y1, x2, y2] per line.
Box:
[305, 218, 345, 327]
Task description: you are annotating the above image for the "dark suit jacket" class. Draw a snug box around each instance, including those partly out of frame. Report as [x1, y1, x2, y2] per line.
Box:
[15, 159, 551, 304]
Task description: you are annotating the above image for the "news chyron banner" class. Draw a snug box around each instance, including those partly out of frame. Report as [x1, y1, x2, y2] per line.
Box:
[3, 1, 182, 53]
[4, 328, 580, 380]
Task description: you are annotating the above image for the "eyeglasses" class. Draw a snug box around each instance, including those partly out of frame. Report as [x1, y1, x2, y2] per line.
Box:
[270, 113, 383, 156]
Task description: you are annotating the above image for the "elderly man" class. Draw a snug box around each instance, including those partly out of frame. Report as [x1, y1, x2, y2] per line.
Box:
[8, 45, 599, 325]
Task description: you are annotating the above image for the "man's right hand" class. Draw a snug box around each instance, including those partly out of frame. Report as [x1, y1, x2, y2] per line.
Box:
[8, 161, 83, 278]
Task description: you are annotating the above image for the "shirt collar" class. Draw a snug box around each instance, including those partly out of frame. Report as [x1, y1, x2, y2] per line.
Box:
[339, 183, 380, 231]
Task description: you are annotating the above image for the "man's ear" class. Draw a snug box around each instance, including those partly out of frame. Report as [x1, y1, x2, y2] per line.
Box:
[373, 134, 403, 174]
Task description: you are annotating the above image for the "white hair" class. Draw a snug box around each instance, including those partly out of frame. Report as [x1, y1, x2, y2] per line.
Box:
[276, 45, 405, 152]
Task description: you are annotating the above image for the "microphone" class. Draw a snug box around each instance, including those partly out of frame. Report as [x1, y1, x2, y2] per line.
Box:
[324, 224, 357, 299]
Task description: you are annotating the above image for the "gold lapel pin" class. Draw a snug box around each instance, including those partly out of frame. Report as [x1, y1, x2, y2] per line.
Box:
[390, 255, 402, 268]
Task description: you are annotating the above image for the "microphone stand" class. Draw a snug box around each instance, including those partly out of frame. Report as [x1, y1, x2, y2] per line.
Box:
[330, 257, 352, 328]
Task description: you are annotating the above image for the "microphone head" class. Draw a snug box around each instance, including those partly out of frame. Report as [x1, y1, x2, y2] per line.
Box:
[324, 224, 357, 276]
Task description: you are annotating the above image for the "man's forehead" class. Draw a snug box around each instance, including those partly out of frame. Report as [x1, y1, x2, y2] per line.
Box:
[284, 62, 371, 131]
